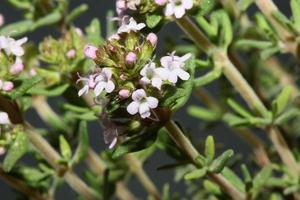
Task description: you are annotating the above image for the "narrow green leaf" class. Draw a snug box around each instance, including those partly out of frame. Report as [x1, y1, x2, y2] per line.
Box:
[235, 39, 274, 49]
[85, 18, 103, 45]
[187, 106, 220, 121]
[66, 4, 89, 23]
[205, 136, 215, 164]
[241, 164, 252, 183]
[194, 67, 222, 87]
[195, 15, 218, 37]
[3, 132, 28, 172]
[32, 11, 62, 30]
[203, 180, 222, 195]
[9, 76, 42, 100]
[273, 86, 293, 117]
[59, 135, 72, 160]
[222, 167, 246, 193]
[27, 83, 69, 96]
[227, 98, 253, 118]
[0, 20, 33, 37]
[291, 0, 300, 31]
[272, 11, 295, 32]
[195, 154, 206, 167]
[209, 150, 234, 173]
[238, 0, 255, 11]
[252, 165, 273, 198]
[197, 0, 217, 16]
[72, 121, 89, 164]
[184, 168, 207, 180]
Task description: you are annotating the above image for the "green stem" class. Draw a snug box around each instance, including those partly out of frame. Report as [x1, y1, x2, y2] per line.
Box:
[164, 120, 246, 200]
[176, 16, 300, 176]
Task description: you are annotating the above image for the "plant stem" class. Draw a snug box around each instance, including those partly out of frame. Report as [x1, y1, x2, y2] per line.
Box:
[164, 120, 246, 200]
[24, 124, 99, 200]
[0, 167, 49, 200]
[32, 96, 137, 200]
[176, 16, 300, 176]
[86, 149, 137, 200]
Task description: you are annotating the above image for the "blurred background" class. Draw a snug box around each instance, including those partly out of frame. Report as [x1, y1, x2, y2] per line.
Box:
[0, 0, 291, 199]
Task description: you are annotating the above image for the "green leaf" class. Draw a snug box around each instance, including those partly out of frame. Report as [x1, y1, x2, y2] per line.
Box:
[203, 180, 222, 195]
[9, 76, 42, 100]
[112, 127, 159, 158]
[72, 121, 89, 165]
[209, 150, 234, 173]
[222, 167, 246, 193]
[235, 39, 274, 49]
[223, 113, 249, 127]
[252, 165, 272, 198]
[195, 154, 206, 167]
[205, 136, 215, 165]
[197, 0, 217, 16]
[194, 67, 222, 87]
[195, 15, 218, 38]
[146, 13, 162, 28]
[187, 106, 220, 121]
[162, 184, 170, 200]
[66, 4, 89, 23]
[274, 108, 300, 125]
[238, 0, 255, 11]
[32, 11, 62, 30]
[227, 98, 253, 119]
[0, 20, 33, 37]
[241, 164, 252, 183]
[260, 46, 280, 59]
[291, 0, 300, 31]
[27, 83, 69, 96]
[59, 135, 72, 160]
[272, 11, 296, 33]
[213, 10, 233, 49]
[272, 86, 293, 117]
[161, 58, 195, 111]
[63, 104, 92, 113]
[3, 132, 29, 172]
[85, 18, 103, 45]
[184, 168, 207, 180]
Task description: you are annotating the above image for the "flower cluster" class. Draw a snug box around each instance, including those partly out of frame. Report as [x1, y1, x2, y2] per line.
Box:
[0, 35, 28, 91]
[77, 18, 191, 119]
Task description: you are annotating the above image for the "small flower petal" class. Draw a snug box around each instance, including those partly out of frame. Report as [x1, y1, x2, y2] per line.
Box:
[127, 101, 139, 115]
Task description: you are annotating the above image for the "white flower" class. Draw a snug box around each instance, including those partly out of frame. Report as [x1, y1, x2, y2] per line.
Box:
[0, 112, 10, 124]
[0, 36, 28, 57]
[94, 68, 115, 96]
[117, 17, 146, 34]
[140, 62, 166, 90]
[127, 89, 158, 118]
[158, 52, 191, 84]
[77, 74, 97, 96]
[127, 0, 141, 10]
[164, 0, 193, 19]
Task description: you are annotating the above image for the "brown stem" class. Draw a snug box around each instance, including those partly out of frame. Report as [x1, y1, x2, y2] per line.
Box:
[176, 16, 300, 176]
[164, 120, 246, 200]
[0, 167, 49, 200]
[25, 124, 99, 200]
[86, 149, 137, 200]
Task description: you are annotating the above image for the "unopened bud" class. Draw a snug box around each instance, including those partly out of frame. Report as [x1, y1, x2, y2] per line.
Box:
[2, 81, 14, 91]
[0, 14, 4, 27]
[147, 33, 158, 46]
[84, 45, 97, 59]
[67, 49, 76, 59]
[126, 52, 137, 65]
[10, 62, 24, 74]
[119, 89, 130, 99]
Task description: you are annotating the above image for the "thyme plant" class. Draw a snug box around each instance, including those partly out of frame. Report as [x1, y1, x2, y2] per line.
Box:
[1, 0, 300, 199]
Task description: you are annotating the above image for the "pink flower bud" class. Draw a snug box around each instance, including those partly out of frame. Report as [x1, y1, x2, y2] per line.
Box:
[0, 147, 6, 156]
[84, 45, 97, 59]
[2, 81, 14, 91]
[116, 0, 127, 15]
[10, 62, 24, 74]
[119, 89, 130, 99]
[155, 0, 167, 6]
[126, 52, 137, 65]
[67, 49, 76, 59]
[75, 28, 83, 36]
[0, 14, 4, 27]
[146, 33, 158, 46]
[29, 69, 37, 76]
